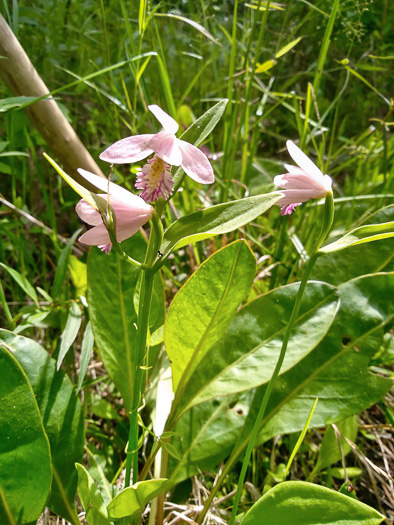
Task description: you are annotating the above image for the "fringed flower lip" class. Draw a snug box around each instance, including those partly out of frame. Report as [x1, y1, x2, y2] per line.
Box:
[274, 140, 332, 215]
[99, 105, 214, 185]
[75, 169, 153, 252]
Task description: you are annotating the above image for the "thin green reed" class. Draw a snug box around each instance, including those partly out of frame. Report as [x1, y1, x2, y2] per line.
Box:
[312, 0, 341, 98]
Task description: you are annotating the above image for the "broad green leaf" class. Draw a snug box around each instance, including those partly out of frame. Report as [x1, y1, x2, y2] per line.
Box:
[0, 344, 52, 524]
[52, 229, 81, 299]
[159, 192, 282, 258]
[168, 393, 251, 484]
[275, 36, 303, 59]
[0, 331, 84, 523]
[169, 274, 393, 483]
[312, 205, 394, 285]
[0, 262, 39, 306]
[165, 240, 257, 393]
[309, 416, 358, 479]
[77, 321, 94, 392]
[88, 234, 165, 410]
[57, 301, 82, 370]
[319, 221, 394, 254]
[107, 479, 169, 520]
[240, 481, 385, 525]
[177, 281, 339, 415]
[180, 99, 228, 148]
[172, 99, 228, 187]
[76, 464, 110, 525]
[0, 95, 40, 112]
[254, 273, 393, 444]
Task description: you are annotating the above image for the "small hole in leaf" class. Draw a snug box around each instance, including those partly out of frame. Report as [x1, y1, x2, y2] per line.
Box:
[341, 335, 352, 346]
[235, 407, 244, 416]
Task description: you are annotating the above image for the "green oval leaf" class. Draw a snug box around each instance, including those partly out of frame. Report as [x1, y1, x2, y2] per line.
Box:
[168, 394, 251, 484]
[254, 272, 394, 444]
[107, 479, 169, 520]
[165, 240, 257, 393]
[319, 221, 394, 254]
[240, 481, 385, 524]
[76, 464, 110, 525]
[172, 99, 228, 188]
[178, 281, 339, 414]
[0, 330, 85, 523]
[159, 192, 282, 259]
[312, 205, 394, 285]
[0, 344, 52, 524]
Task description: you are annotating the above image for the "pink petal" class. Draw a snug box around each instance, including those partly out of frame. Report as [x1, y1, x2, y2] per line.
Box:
[177, 140, 214, 184]
[78, 216, 151, 246]
[76, 199, 102, 226]
[274, 173, 327, 192]
[77, 169, 153, 212]
[286, 141, 324, 182]
[276, 189, 326, 206]
[284, 164, 305, 175]
[79, 223, 111, 245]
[144, 132, 183, 165]
[115, 218, 150, 242]
[100, 193, 153, 215]
[148, 105, 179, 135]
[99, 135, 154, 164]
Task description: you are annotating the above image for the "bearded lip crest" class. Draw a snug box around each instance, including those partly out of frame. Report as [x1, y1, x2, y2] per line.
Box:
[135, 155, 174, 202]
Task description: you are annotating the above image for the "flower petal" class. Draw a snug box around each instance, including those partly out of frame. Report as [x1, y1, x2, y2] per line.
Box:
[284, 164, 305, 176]
[79, 223, 110, 245]
[274, 173, 328, 192]
[286, 140, 324, 181]
[178, 140, 214, 184]
[77, 169, 153, 213]
[78, 215, 150, 246]
[76, 199, 102, 226]
[276, 189, 326, 206]
[148, 105, 179, 135]
[99, 135, 154, 164]
[144, 132, 183, 165]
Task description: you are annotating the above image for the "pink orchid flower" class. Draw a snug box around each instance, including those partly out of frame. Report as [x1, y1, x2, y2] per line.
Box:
[274, 140, 332, 215]
[99, 105, 214, 202]
[75, 168, 153, 252]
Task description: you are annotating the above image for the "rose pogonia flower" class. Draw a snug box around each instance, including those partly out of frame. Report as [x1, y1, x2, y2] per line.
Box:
[75, 168, 153, 252]
[99, 105, 214, 202]
[274, 140, 332, 215]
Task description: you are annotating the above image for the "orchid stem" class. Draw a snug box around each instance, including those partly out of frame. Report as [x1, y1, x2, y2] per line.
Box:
[124, 211, 163, 488]
[228, 192, 334, 524]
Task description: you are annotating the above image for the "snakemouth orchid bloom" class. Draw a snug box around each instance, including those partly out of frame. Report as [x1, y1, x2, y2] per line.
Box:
[99, 105, 214, 202]
[274, 140, 332, 215]
[75, 168, 153, 254]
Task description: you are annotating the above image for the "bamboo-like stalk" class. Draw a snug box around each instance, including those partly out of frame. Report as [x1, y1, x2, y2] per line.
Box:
[0, 14, 105, 183]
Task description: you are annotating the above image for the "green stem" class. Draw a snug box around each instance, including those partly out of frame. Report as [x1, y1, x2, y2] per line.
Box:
[229, 193, 334, 523]
[124, 211, 163, 487]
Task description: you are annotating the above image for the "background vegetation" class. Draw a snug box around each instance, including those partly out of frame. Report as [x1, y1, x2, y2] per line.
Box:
[0, 0, 393, 522]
